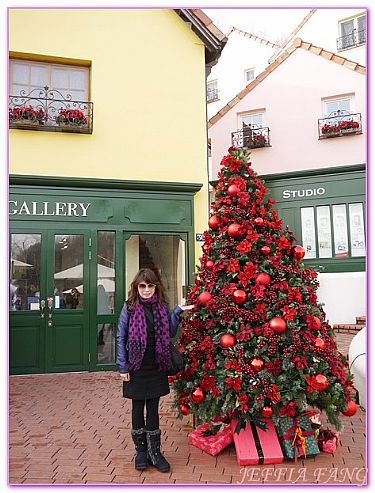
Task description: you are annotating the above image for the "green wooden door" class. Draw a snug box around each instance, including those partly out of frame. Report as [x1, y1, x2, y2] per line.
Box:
[45, 230, 90, 373]
[10, 230, 46, 374]
[9, 229, 90, 374]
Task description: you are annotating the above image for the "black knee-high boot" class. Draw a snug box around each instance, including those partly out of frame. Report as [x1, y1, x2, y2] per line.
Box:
[146, 429, 170, 473]
[131, 428, 148, 470]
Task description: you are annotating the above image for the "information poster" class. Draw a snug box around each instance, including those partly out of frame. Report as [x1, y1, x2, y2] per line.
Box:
[317, 206, 333, 258]
[332, 204, 349, 258]
[300, 207, 316, 258]
[349, 203, 365, 257]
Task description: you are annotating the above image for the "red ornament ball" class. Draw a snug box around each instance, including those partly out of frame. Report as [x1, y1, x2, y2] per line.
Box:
[292, 245, 305, 260]
[190, 387, 205, 405]
[255, 273, 271, 286]
[269, 317, 286, 334]
[228, 184, 239, 197]
[260, 245, 271, 255]
[342, 400, 357, 417]
[311, 316, 322, 331]
[180, 404, 190, 415]
[232, 289, 247, 305]
[220, 333, 236, 348]
[227, 223, 244, 239]
[208, 215, 220, 230]
[254, 217, 264, 227]
[202, 244, 210, 255]
[250, 357, 264, 372]
[205, 260, 215, 270]
[314, 337, 326, 350]
[197, 291, 212, 306]
[314, 374, 329, 392]
[261, 406, 273, 418]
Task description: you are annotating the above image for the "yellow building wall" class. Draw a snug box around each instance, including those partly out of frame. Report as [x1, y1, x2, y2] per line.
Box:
[9, 9, 209, 262]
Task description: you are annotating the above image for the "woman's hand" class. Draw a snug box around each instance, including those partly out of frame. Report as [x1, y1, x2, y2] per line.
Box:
[120, 373, 130, 381]
[179, 304, 195, 311]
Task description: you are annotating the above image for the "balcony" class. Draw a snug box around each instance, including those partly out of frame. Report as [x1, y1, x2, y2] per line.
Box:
[337, 29, 366, 51]
[318, 110, 362, 140]
[9, 86, 93, 134]
[231, 125, 270, 149]
[207, 88, 219, 103]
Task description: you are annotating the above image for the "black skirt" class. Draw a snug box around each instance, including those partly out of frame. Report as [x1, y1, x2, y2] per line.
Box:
[122, 344, 170, 400]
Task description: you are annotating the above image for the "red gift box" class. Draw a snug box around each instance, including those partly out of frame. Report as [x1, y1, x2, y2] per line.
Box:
[231, 419, 284, 465]
[318, 429, 340, 454]
[188, 423, 233, 456]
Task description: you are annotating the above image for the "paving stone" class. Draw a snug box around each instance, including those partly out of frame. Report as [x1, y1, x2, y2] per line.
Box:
[8, 332, 365, 485]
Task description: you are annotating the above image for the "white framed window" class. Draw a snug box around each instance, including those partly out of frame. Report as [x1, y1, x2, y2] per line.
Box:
[207, 80, 219, 103]
[322, 96, 353, 118]
[240, 112, 264, 129]
[244, 68, 255, 83]
[10, 59, 89, 102]
[338, 14, 366, 49]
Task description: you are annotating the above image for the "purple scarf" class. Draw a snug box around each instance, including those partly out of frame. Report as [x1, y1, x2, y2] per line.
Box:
[128, 294, 171, 371]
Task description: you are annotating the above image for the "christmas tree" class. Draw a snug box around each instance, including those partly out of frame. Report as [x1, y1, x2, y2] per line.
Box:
[172, 147, 356, 431]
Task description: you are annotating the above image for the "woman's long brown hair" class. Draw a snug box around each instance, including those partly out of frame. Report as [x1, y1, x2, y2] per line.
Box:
[126, 268, 168, 312]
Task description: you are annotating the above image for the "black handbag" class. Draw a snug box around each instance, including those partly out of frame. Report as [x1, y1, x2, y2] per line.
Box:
[168, 341, 184, 375]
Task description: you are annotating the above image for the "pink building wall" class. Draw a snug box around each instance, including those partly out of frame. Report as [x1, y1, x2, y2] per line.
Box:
[210, 48, 366, 178]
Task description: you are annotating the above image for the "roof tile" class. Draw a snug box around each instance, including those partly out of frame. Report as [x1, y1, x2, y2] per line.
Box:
[209, 38, 365, 127]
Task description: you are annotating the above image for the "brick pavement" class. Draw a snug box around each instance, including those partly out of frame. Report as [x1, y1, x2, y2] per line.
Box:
[9, 332, 366, 485]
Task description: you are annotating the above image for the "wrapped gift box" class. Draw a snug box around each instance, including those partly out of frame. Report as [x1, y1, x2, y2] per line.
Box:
[188, 423, 233, 456]
[278, 414, 320, 461]
[231, 419, 284, 466]
[318, 429, 340, 454]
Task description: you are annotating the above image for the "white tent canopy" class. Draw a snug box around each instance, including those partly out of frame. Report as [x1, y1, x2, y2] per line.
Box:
[63, 279, 115, 294]
[55, 263, 114, 279]
[11, 259, 33, 267]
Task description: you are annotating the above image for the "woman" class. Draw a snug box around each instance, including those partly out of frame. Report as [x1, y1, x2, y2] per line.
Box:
[116, 268, 193, 473]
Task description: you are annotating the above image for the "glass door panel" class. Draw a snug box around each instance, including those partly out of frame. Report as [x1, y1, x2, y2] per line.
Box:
[125, 234, 186, 307]
[10, 234, 42, 311]
[9, 232, 45, 374]
[96, 231, 116, 365]
[54, 234, 84, 309]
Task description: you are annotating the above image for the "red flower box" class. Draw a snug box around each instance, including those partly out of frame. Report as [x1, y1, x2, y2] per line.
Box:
[188, 423, 233, 456]
[231, 419, 284, 465]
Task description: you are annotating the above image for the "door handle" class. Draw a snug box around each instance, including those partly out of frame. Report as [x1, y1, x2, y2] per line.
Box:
[47, 296, 54, 319]
[40, 299, 46, 318]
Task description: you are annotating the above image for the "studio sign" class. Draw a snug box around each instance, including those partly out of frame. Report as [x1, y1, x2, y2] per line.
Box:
[282, 187, 326, 199]
[9, 200, 91, 217]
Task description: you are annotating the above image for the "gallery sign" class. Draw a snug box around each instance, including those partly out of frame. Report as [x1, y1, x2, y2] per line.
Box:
[9, 201, 91, 217]
[9, 196, 114, 222]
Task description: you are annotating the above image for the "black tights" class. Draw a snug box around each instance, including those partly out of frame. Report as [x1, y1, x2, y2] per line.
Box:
[132, 397, 160, 430]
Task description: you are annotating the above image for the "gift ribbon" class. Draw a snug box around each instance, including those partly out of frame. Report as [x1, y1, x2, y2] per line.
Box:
[292, 426, 307, 461]
[250, 422, 264, 465]
[281, 418, 314, 462]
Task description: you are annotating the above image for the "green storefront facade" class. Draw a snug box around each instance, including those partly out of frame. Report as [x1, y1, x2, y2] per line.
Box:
[9, 164, 365, 375]
[9, 176, 202, 375]
[262, 164, 365, 274]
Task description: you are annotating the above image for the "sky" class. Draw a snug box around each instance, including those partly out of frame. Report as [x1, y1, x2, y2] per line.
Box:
[202, 7, 311, 43]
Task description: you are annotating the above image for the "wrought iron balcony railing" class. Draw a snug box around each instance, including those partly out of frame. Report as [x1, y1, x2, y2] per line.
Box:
[337, 29, 366, 51]
[318, 110, 362, 140]
[9, 86, 93, 134]
[207, 88, 219, 103]
[232, 125, 270, 149]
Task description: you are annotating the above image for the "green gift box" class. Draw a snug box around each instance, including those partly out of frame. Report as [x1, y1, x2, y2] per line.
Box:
[277, 415, 320, 461]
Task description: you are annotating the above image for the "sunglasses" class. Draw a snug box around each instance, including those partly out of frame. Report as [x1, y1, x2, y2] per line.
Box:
[138, 283, 156, 289]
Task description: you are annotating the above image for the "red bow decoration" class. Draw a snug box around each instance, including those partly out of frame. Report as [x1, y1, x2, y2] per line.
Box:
[282, 417, 314, 462]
